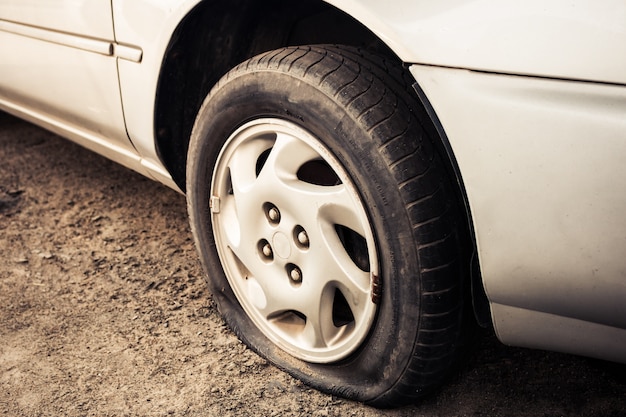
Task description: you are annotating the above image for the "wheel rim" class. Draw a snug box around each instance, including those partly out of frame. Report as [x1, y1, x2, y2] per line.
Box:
[210, 118, 379, 363]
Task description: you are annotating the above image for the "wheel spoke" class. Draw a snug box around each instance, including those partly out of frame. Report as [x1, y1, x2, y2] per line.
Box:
[309, 229, 372, 319]
[315, 183, 367, 237]
[261, 131, 321, 181]
[260, 272, 341, 349]
[216, 137, 272, 258]
[215, 195, 258, 270]
[300, 290, 340, 348]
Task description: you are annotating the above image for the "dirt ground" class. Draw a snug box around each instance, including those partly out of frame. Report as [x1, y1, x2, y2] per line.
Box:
[1, 111, 625, 416]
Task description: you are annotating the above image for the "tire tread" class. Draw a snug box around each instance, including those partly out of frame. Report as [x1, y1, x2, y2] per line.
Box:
[200, 45, 470, 408]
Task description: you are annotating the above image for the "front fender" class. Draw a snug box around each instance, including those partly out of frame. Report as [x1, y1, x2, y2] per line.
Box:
[326, 0, 626, 84]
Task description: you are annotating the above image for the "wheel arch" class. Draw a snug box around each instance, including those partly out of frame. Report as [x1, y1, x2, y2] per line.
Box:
[152, 0, 490, 327]
[153, 0, 392, 192]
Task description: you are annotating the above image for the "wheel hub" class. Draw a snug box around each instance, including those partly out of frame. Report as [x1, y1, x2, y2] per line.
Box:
[271, 231, 291, 259]
[210, 118, 379, 363]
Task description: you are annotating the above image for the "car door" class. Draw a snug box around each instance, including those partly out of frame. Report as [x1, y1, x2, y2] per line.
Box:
[0, 0, 137, 162]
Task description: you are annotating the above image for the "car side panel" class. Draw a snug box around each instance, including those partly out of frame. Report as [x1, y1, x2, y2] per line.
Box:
[0, 2, 140, 169]
[0, 0, 113, 39]
[411, 64, 626, 358]
[110, 0, 201, 186]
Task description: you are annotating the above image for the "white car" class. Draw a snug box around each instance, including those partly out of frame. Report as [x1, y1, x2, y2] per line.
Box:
[1, 0, 625, 407]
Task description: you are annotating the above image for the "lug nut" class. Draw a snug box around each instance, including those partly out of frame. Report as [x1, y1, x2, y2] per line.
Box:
[268, 206, 281, 223]
[297, 230, 309, 247]
[289, 266, 302, 283]
[262, 243, 273, 258]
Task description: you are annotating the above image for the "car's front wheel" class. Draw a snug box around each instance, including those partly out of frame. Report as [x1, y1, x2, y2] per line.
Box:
[187, 45, 470, 407]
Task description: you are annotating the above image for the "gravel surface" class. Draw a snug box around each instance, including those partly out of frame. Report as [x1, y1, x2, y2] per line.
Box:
[1, 111, 625, 416]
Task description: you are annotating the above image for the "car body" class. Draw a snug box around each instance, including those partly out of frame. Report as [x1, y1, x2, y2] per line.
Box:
[1, 0, 625, 407]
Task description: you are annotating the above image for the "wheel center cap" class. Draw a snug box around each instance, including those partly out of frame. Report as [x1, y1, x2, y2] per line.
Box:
[272, 232, 291, 259]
